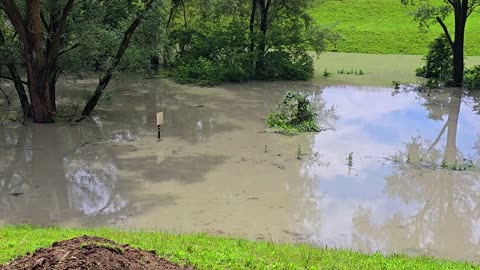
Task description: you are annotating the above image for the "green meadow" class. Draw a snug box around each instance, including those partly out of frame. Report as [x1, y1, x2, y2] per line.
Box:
[310, 0, 480, 55]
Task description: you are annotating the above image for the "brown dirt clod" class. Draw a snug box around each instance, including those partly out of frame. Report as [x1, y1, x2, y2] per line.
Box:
[0, 236, 194, 270]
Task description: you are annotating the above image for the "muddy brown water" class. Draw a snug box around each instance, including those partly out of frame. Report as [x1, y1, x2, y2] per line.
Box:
[2, 54, 480, 263]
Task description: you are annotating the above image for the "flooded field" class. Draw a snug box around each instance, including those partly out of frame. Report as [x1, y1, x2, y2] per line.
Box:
[2, 54, 480, 262]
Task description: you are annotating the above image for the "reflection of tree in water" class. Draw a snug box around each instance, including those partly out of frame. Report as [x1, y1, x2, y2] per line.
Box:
[352, 90, 480, 260]
[0, 121, 128, 224]
[309, 91, 339, 130]
[0, 126, 32, 194]
[63, 153, 127, 216]
[295, 92, 340, 241]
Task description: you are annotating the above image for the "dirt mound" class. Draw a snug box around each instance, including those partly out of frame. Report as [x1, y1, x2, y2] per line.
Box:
[1, 236, 194, 270]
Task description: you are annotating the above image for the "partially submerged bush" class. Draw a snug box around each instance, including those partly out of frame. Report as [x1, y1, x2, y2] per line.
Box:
[267, 91, 320, 133]
[464, 65, 480, 91]
[416, 36, 453, 87]
[174, 57, 222, 86]
[221, 52, 255, 83]
[173, 50, 314, 85]
[256, 51, 314, 81]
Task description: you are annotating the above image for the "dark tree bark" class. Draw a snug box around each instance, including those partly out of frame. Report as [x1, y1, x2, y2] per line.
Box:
[255, 0, 271, 74]
[249, 0, 257, 53]
[434, 0, 469, 86]
[452, 0, 467, 86]
[7, 64, 30, 116]
[81, 0, 155, 116]
[257, 0, 270, 54]
[166, 0, 178, 28]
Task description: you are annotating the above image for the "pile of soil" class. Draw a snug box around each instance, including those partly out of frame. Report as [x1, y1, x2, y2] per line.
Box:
[0, 236, 194, 270]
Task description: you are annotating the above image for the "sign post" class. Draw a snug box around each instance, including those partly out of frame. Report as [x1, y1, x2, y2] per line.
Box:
[156, 112, 164, 139]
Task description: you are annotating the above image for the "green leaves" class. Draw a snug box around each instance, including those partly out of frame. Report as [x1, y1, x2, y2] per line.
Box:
[267, 91, 320, 133]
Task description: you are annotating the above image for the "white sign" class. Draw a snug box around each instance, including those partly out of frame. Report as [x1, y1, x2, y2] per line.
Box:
[156, 112, 164, 126]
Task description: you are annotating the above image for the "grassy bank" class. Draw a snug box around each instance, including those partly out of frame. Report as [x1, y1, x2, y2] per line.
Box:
[0, 225, 477, 269]
[310, 0, 480, 55]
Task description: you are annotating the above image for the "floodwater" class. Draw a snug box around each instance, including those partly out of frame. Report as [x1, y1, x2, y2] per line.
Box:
[2, 54, 480, 262]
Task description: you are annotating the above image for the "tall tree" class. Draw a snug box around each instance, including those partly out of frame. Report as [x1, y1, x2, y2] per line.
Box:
[0, 0, 160, 122]
[402, 0, 480, 86]
[0, 0, 76, 122]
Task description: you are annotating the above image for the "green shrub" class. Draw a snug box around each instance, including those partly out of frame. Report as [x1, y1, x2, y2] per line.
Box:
[464, 65, 480, 91]
[416, 36, 453, 85]
[267, 91, 320, 133]
[174, 57, 222, 86]
[256, 51, 314, 81]
[221, 53, 255, 83]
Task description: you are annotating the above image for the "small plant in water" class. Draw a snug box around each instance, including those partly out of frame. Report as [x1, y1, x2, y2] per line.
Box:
[267, 91, 320, 133]
[392, 81, 401, 90]
[323, 69, 333, 77]
[441, 159, 448, 169]
[297, 145, 303, 160]
[347, 152, 353, 167]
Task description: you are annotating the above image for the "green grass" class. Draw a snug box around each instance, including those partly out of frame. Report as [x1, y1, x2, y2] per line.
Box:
[0, 225, 478, 269]
[310, 0, 480, 55]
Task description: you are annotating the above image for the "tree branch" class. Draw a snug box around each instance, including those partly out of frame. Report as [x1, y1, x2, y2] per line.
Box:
[57, 43, 81, 57]
[47, 0, 76, 69]
[0, 75, 28, 85]
[1, 0, 27, 45]
[81, 0, 156, 116]
[436, 16, 454, 50]
[0, 86, 12, 106]
[427, 121, 448, 152]
[40, 12, 49, 30]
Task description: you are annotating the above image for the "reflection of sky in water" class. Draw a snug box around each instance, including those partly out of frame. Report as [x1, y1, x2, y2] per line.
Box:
[63, 155, 127, 216]
[300, 86, 480, 256]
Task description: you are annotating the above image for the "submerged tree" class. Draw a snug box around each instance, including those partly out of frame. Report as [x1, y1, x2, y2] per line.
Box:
[401, 0, 480, 86]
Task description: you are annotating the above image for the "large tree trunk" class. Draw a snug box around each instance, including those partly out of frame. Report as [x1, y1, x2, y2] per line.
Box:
[257, 0, 269, 54]
[82, 0, 155, 116]
[255, 0, 270, 75]
[26, 0, 54, 123]
[2, 0, 76, 123]
[452, 1, 467, 86]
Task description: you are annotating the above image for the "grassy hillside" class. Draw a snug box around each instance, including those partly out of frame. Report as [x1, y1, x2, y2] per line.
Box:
[310, 0, 480, 55]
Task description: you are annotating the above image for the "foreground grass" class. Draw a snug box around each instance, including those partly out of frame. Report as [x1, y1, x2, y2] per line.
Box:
[311, 0, 480, 55]
[0, 225, 478, 269]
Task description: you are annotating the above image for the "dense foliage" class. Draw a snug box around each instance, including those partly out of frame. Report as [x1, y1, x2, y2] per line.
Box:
[464, 65, 480, 91]
[416, 36, 453, 86]
[166, 0, 336, 85]
[267, 91, 320, 133]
